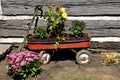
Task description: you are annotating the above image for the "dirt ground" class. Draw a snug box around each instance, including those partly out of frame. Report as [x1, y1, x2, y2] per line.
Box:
[0, 46, 120, 80]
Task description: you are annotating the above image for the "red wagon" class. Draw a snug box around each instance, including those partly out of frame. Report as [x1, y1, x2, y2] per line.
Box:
[27, 33, 91, 64]
[21, 5, 92, 64]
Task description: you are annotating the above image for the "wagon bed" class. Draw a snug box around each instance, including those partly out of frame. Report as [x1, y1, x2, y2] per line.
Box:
[27, 34, 90, 50]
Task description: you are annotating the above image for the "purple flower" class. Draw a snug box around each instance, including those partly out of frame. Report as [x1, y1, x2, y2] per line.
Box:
[26, 58, 34, 62]
[8, 61, 14, 65]
[34, 56, 40, 60]
[15, 69, 21, 72]
[12, 65, 19, 69]
[7, 54, 17, 61]
[5, 50, 43, 78]
[16, 63, 19, 66]
[20, 61, 27, 66]
[18, 52, 26, 56]
[25, 53, 31, 57]
[15, 57, 22, 63]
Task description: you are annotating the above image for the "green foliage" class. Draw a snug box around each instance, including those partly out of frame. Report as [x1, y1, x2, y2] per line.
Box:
[54, 42, 60, 51]
[43, 4, 67, 36]
[6, 51, 43, 79]
[54, 36, 66, 51]
[34, 27, 47, 39]
[71, 20, 86, 38]
[57, 36, 66, 42]
[8, 60, 43, 79]
[102, 52, 120, 65]
[44, 10, 63, 31]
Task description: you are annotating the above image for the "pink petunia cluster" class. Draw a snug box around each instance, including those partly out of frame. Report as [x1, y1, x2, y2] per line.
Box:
[6, 51, 41, 72]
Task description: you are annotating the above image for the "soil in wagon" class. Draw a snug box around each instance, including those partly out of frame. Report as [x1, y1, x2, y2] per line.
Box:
[0, 46, 120, 80]
[28, 33, 89, 43]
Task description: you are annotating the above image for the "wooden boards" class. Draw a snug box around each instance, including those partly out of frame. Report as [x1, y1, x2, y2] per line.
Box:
[2, 0, 120, 16]
[0, 20, 120, 37]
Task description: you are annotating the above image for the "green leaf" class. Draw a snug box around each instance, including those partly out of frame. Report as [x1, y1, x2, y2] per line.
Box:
[23, 74, 27, 78]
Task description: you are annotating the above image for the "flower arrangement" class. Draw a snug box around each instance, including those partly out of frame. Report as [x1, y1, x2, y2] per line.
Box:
[43, 4, 67, 37]
[5, 51, 43, 79]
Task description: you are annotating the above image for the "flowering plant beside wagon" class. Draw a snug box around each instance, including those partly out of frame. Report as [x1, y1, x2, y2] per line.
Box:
[5, 51, 43, 79]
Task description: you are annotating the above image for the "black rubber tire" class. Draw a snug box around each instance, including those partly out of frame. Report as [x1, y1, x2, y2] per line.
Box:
[39, 51, 51, 64]
[76, 49, 91, 65]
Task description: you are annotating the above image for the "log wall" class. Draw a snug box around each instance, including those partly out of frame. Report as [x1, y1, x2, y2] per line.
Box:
[2, 0, 120, 16]
[1, 0, 120, 50]
[1, 0, 120, 37]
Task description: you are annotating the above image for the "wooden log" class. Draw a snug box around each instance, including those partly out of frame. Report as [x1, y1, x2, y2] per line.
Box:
[90, 41, 120, 51]
[2, 0, 120, 16]
[0, 19, 120, 37]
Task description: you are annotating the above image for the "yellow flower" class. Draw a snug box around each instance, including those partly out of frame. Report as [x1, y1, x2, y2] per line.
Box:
[60, 7, 66, 13]
[61, 12, 67, 18]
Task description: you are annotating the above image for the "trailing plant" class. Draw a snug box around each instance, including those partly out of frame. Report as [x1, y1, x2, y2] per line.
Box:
[43, 4, 67, 37]
[54, 36, 66, 50]
[34, 27, 47, 39]
[71, 20, 86, 38]
[102, 52, 120, 65]
[6, 51, 43, 79]
[54, 42, 60, 51]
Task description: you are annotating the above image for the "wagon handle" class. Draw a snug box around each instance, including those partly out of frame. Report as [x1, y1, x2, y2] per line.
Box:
[35, 5, 43, 18]
[18, 5, 43, 52]
[34, 5, 43, 28]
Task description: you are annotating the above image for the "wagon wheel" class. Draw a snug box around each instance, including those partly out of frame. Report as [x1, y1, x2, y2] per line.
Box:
[76, 49, 91, 65]
[40, 50, 51, 64]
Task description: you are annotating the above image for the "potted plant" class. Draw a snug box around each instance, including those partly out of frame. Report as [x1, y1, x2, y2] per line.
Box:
[5, 51, 43, 79]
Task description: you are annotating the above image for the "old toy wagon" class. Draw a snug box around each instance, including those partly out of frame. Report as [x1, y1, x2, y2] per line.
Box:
[27, 33, 91, 64]
[22, 5, 92, 64]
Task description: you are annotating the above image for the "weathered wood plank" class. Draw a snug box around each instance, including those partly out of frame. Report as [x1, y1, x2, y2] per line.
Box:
[2, 0, 120, 16]
[85, 29, 120, 37]
[90, 41, 120, 51]
[0, 19, 47, 37]
[0, 19, 120, 37]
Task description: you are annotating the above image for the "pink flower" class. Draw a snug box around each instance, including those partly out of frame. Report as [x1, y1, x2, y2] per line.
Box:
[18, 52, 26, 56]
[12, 65, 19, 69]
[16, 63, 19, 66]
[25, 53, 31, 57]
[31, 54, 35, 57]
[15, 69, 21, 72]
[26, 58, 34, 62]
[15, 57, 22, 63]
[20, 61, 27, 66]
[9, 54, 16, 58]
[8, 61, 14, 65]
[34, 56, 40, 60]
[7, 54, 16, 61]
